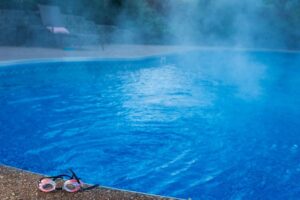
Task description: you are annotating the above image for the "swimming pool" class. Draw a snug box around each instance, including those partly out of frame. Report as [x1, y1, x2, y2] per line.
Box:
[0, 50, 300, 199]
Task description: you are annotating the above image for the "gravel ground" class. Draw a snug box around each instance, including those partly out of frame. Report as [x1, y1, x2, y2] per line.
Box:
[0, 165, 177, 200]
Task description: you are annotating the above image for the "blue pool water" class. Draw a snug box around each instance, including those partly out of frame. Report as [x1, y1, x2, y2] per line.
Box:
[0, 50, 300, 199]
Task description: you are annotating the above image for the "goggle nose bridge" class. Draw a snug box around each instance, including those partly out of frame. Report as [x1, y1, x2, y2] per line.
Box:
[38, 170, 98, 193]
[38, 173, 81, 192]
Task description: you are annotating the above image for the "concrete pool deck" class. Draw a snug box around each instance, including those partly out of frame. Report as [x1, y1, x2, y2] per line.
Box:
[1, 45, 300, 63]
[0, 45, 199, 62]
[0, 165, 178, 200]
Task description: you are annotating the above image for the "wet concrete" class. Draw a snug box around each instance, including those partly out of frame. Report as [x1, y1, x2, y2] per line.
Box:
[0, 165, 177, 200]
[0, 45, 298, 63]
[0, 45, 198, 62]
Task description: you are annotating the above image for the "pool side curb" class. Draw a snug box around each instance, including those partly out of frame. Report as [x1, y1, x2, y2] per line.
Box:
[0, 54, 174, 68]
[0, 165, 181, 200]
[1, 46, 300, 68]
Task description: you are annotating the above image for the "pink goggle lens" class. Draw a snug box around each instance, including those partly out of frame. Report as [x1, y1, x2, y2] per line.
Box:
[63, 179, 83, 192]
[38, 179, 56, 192]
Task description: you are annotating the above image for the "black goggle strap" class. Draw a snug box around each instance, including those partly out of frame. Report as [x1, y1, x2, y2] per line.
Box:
[39, 170, 99, 191]
[39, 174, 72, 183]
[68, 169, 99, 191]
[69, 169, 81, 184]
[82, 184, 100, 191]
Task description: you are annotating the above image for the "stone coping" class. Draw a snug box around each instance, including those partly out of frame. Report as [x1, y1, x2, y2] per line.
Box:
[0, 45, 196, 62]
[0, 45, 299, 64]
[0, 165, 179, 200]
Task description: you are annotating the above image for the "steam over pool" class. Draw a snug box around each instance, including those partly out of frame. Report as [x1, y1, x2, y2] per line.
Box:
[0, 50, 300, 199]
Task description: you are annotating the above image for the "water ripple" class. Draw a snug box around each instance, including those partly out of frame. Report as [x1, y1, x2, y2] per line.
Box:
[1, 52, 300, 199]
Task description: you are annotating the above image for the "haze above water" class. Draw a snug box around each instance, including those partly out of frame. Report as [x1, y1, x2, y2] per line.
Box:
[1, 0, 300, 49]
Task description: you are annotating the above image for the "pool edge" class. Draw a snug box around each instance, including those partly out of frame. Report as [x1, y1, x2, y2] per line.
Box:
[1, 46, 300, 67]
[0, 164, 183, 200]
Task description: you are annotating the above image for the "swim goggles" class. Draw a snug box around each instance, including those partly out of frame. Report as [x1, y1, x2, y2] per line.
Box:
[38, 169, 98, 193]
